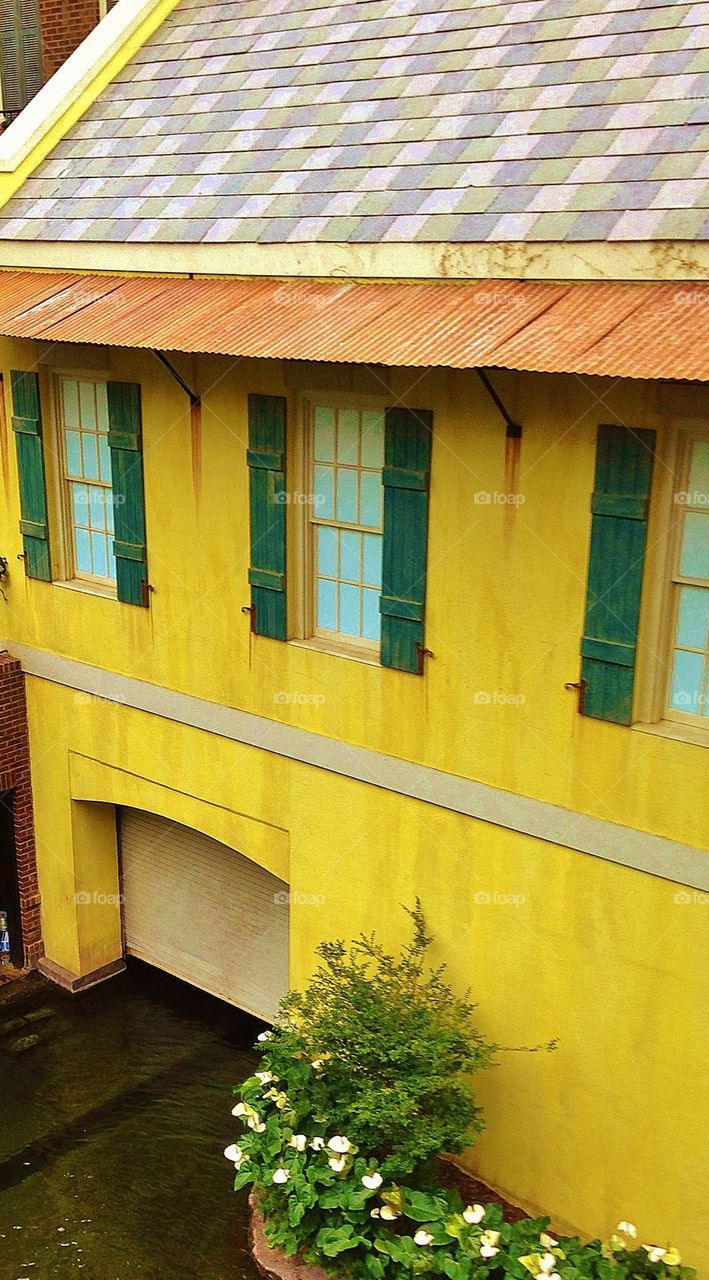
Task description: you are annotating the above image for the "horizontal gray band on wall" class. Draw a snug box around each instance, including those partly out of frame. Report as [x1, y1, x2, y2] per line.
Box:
[4, 639, 708, 892]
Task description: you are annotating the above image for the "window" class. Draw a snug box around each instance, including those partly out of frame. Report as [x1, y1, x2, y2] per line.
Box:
[56, 375, 117, 588]
[665, 435, 709, 724]
[307, 401, 384, 651]
[0, 0, 43, 121]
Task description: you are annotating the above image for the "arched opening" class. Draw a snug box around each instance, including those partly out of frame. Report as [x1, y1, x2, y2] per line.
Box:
[118, 808, 289, 1022]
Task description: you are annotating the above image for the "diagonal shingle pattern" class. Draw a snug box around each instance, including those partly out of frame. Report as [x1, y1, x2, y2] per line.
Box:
[0, 0, 707, 244]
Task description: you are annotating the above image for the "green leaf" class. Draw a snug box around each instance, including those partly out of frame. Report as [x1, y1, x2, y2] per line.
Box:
[233, 1169, 255, 1191]
[401, 1190, 449, 1223]
[316, 1225, 368, 1257]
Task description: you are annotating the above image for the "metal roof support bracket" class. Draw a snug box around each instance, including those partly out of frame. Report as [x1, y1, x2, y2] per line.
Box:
[477, 368, 522, 439]
[151, 349, 201, 407]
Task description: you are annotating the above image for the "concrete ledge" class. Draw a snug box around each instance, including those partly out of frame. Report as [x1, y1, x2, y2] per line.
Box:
[38, 956, 126, 994]
[249, 1194, 331, 1280]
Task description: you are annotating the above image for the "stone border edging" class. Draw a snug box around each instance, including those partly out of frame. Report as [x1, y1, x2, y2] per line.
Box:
[249, 1194, 332, 1280]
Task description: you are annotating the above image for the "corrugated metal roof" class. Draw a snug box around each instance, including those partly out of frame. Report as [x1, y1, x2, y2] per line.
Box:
[1, 271, 708, 380]
[0, 0, 707, 246]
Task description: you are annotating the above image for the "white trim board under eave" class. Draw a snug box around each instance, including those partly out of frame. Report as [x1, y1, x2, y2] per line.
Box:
[3, 640, 709, 891]
[0, 0, 163, 173]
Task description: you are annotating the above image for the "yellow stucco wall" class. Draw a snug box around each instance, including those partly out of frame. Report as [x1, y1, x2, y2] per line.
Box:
[17, 679, 709, 1267]
[0, 342, 707, 1265]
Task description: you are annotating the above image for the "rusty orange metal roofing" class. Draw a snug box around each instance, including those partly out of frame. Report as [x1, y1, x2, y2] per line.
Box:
[0, 272, 708, 381]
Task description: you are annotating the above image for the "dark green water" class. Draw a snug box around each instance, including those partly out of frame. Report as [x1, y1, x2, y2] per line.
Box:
[0, 961, 262, 1279]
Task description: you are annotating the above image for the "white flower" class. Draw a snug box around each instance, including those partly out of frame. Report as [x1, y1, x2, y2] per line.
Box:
[310, 1137, 325, 1151]
[481, 1231, 501, 1248]
[617, 1223, 637, 1240]
[480, 1245, 500, 1259]
[328, 1155, 347, 1173]
[362, 1171, 383, 1190]
[255, 1071, 277, 1085]
[370, 1208, 380, 1219]
[414, 1230, 433, 1247]
[272, 1168, 290, 1185]
[380, 1205, 399, 1221]
[289, 1134, 307, 1152]
[232, 1102, 252, 1118]
[664, 1249, 682, 1267]
[547, 1273, 561, 1280]
[327, 1135, 351, 1154]
[311, 1059, 326, 1070]
[247, 1117, 266, 1133]
[274, 1093, 288, 1110]
[539, 1253, 557, 1274]
[540, 1234, 559, 1248]
[463, 1204, 485, 1225]
[257, 1030, 273, 1042]
[643, 1247, 667, 1264]
[223, 1143, 244, 1165]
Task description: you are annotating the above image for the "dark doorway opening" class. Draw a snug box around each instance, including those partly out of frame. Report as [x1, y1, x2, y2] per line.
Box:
[0, 792, 23, 966]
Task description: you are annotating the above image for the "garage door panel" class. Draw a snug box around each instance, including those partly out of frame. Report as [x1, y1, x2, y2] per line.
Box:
[119, 809, 289, 1021]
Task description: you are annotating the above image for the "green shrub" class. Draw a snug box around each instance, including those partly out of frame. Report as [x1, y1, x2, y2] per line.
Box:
[261, 902, 495, 1178]
[225, 909, 694, 1280]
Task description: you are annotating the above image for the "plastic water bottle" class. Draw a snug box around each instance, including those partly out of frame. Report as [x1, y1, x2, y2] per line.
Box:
[0, 910, 10, 964]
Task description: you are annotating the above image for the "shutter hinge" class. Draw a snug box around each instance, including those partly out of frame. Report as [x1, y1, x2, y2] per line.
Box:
[241, 603, 256, 632]
[416, 644, 434, 676]
[140, 581, 154, 608]
[564, 676, 587, 714]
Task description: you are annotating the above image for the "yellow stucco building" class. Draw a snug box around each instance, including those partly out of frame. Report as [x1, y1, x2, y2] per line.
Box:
[0, 0, 707, 1267]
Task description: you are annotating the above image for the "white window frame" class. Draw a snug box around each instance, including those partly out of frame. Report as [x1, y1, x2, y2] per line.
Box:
[636, 423, 709, 741]
[290, 391, 389, 662]
[49, 369, 117, 597]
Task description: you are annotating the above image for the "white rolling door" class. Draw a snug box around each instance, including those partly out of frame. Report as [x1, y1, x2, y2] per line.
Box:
[119, 809, 289, 1021]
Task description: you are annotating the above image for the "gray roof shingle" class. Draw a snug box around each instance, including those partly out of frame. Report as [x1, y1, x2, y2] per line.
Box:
[0, 0, 707, 243]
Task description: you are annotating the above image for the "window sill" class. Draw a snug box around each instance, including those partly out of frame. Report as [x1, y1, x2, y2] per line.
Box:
[289, 637, 381, 667]
[53, 579, 117, 602]
[632, 720, 709, 749]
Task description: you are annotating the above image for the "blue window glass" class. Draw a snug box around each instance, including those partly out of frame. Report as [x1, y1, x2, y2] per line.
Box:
[676, 587, 709, 651]
[360, 472, 382, 527]
[338, 583, 360, 636]
[337, 410, 359, 464]
[340, 530, 360, 582]
[362, 533, 382, 587]
[314, 465, 334, 520]
[336, 468, 357, 523]
[362, 588, 381, 642]
[317, 577, 337, 631]
[65, 431, 82, 477]
[98, 434, 112, 483]
[317, 526, 338, 578]
[91, 532, 108, 579]
[361, 412, 384, 468]
[314, 407, 335, 463]
[670, 649, 705, 715]
[81, 433, 99, 482]
[75, 527, 92, 575]
[679, 512, 709, 580]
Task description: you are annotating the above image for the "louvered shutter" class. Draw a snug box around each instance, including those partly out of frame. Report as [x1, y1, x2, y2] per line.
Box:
[580, 424, 655, 724]
[247, 394, 287, 639]
[107, 381, 149, 606]
[1, 0, 42, 118]
[380, 407, 432, 673]
[10, 370, 51, 581]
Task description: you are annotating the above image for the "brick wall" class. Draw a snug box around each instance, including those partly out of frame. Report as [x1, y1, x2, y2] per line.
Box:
[38, 0, 100, 82]
[0, 653, 42, 967]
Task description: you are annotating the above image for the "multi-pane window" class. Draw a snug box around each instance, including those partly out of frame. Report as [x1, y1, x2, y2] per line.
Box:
[58, 376, 116, 586]
[667, 437, 709, 722]
[309, 403, 384, 648]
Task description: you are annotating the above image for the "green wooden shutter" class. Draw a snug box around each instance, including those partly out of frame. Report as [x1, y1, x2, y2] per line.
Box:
[107, 381, 149, 607]
[10, 370, 51, 581]
[1, 0, 42, 118]
[580, 424, 655, 724]
[247, 394, 287, 639]
[380, 406, 433, 673]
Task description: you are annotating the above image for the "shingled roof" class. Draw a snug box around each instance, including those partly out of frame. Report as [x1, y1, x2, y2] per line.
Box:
[0, 0, 707, 245]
